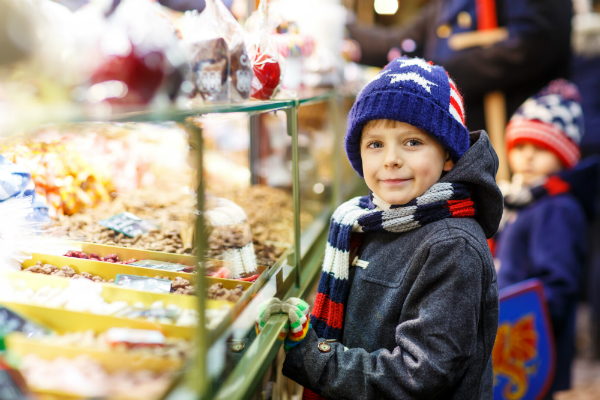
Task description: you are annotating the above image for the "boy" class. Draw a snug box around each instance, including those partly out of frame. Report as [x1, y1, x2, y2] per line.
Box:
[281, 57, 503, 399]
[494, 80, 595, 396]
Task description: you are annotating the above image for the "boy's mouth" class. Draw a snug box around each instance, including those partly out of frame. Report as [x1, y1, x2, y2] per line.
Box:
[379, 178, 412, 186]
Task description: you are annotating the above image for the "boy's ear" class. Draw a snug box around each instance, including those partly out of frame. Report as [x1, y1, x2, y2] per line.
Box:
[443, 152, 454, 172]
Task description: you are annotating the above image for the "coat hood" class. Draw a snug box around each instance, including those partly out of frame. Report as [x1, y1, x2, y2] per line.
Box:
[440, 130, 503, 238]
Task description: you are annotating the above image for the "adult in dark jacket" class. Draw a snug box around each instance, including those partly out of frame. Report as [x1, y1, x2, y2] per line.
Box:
[347, 0, 573, 132]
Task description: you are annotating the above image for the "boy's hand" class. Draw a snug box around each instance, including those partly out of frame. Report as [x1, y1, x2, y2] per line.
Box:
[254, 297, 311, 351]
[281, 298, 310, 352]
[255, 298, 288, 340]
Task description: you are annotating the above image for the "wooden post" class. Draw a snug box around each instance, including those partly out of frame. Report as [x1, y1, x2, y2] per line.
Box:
[356, 0, 375, 25]
[484, 91, 510, 181]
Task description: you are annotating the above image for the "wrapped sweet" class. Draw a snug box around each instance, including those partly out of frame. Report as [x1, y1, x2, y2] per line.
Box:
[89, 0, 185, 106]
[245, 0, 283, 100]
[0, 140, 113, 217]
[204, 196, 258, 278]
[179, 0, 252, 103]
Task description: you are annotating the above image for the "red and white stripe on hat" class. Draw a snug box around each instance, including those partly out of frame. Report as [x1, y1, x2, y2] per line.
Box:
[448, 76, 466, 127]
[505, 119, 581, 168]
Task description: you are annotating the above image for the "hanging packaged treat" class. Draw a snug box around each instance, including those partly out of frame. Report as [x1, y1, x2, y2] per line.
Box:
[204, 196, 258, 279]
[179, 0, 252, 103]
[245, 0, 283, 100]
[89, 0, 185, 105]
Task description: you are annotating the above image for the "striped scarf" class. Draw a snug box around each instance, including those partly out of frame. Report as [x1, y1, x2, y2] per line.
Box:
[310, 182, 476, 341]
[302, 182, 476, 400]
[503, 175, 571, 211]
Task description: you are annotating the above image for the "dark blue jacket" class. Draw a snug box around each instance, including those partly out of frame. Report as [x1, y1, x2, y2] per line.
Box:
[495, 193, 586, 392]
[348, 0, 572, 131]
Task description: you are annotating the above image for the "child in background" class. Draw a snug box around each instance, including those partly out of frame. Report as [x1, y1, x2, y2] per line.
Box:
[493, 79, 597, 396]
[274, 57, 503, 399]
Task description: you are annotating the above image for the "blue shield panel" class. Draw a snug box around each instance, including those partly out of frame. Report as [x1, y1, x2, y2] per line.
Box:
[493, 279, 555, 400]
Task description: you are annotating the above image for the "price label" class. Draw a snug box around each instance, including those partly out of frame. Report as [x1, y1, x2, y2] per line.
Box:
[114, 274, 172, 294]
[99, 212, 158, 238]
[122, 308, 178, 320]
[129, 260, 187, 272]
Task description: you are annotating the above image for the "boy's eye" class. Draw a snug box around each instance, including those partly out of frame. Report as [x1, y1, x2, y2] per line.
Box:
[367, 141, 383, 149]
[405, 139, 422, 147]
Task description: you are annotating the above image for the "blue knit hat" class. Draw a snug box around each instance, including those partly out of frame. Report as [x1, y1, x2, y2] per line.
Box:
[345, 57, 470, 177]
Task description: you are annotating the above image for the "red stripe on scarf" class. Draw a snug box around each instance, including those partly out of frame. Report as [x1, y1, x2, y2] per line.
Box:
[544, 175, 570, 196]
[487, 238, 496, 257]
[446, 198, 476, 217]
[312, 293, 344, 330]
[303, 388, 327, 400]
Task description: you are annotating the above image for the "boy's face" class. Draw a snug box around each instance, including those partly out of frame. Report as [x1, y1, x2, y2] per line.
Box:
[508, 142, 563, 185]
[360, 121, 454, 205]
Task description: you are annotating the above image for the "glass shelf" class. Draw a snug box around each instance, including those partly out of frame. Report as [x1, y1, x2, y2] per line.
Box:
[1, 92, 337, 137]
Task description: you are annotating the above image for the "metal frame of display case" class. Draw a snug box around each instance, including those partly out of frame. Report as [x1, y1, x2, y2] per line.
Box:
[1, 91, 360, 400]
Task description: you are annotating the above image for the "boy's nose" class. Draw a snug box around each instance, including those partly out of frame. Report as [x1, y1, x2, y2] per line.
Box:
[384, 147, 403, 168]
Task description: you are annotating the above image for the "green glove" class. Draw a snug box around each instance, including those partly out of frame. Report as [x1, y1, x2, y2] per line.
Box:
[255, 297, 311, 350]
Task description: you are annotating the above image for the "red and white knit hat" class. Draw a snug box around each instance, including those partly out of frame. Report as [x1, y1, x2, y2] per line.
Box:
[505, 79, 584, 169]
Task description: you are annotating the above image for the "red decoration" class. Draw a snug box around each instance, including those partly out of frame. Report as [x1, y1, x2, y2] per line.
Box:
[251, 52, 281, 100]
[544, 176, 571, 196]
[91, 48, 165, 105]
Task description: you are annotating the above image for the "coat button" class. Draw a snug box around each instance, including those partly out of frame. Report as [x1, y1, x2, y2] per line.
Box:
[437, 24, 452, 39]
[318, 342, 332, 353]
[457, 12, 472, 29]
[229, 340, 245, 353]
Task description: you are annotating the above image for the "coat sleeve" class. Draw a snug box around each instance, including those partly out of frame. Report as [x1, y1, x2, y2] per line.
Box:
[282, 236, 494, 399]
[440, 0, 572, 98]
[346, 1, 436, 67]
[526, 197, 586, 326]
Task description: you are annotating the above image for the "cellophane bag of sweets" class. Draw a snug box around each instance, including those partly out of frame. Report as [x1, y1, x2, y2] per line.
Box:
[91, 0, 185, 105]
[179, 0, 252, 103]
[204, 196, 258, 279]
[245, 0, 283, 100]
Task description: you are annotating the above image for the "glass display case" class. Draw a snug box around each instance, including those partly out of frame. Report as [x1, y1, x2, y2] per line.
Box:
[0, 91, 360, 400]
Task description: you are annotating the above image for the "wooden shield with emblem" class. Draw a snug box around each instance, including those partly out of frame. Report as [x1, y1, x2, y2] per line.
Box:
[493, 278, 555, 400]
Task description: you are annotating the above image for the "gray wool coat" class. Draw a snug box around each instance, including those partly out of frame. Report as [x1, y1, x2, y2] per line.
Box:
[283, 131, 504, 399]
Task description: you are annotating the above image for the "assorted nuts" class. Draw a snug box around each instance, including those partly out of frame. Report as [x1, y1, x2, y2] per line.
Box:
[64, 250, 137, 264]
[207, 283, 245, 303]
[22, 263, 246, 302]
[55, 185, 313, 267]
[23, 262, 115, 283]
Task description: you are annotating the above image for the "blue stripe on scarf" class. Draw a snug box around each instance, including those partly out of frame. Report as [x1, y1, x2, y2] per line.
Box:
[311, 316, 342, 339]
[359, 195, 376, 210]
[316, 271, 349, 305]
[357, 212, 384, 232]
[414, 203, 452, 225]
[450, 184, 470, 200]
[328, 221, 355, 253]
[327, 220, 352, 251]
